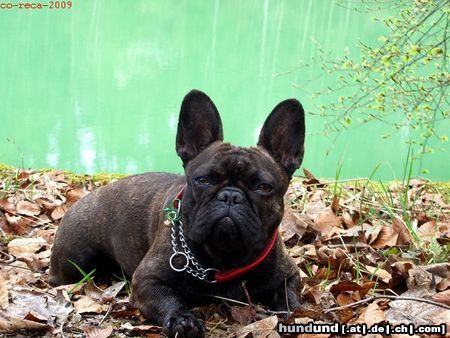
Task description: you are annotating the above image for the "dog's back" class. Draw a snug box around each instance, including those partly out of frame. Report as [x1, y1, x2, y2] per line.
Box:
[49, 172, 185, 285]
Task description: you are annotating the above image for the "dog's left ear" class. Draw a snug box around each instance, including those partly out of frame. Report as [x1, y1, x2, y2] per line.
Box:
[258, 99, 305, 178]
[176, 90, 223, 166]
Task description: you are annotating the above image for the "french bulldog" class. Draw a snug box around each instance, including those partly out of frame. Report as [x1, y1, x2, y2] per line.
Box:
[49, 90, 305, 338]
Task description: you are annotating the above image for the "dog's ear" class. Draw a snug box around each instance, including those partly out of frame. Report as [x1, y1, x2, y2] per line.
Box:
[257, 99, 305, 178]
[176, 90, 223, 166]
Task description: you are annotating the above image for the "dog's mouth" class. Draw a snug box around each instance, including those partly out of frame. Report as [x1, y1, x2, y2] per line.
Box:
[184, 206, 267, 269]
[212, 215, 239, 241]
[216, 215, 234, 227]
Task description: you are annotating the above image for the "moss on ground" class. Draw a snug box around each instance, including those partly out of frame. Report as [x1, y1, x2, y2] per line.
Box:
[0, 163, 127, 185]
[1, 163, 449, 201]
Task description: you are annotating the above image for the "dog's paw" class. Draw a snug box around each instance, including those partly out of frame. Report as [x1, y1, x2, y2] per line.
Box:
[162, 313, 205, 338]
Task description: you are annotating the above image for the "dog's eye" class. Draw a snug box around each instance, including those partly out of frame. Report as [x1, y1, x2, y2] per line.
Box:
[256, 183, 273, 194]
[195, 176, 210, 185]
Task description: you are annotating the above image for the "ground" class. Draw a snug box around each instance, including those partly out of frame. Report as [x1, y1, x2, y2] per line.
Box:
[0, 165, 449, 337]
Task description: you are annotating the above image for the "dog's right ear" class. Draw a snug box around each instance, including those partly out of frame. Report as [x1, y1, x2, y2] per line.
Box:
[176, 90, 223, 166]
[258, 99, 305, 179]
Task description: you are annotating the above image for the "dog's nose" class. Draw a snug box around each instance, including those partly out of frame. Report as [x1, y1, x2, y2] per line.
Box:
[217, 188, 245, 206]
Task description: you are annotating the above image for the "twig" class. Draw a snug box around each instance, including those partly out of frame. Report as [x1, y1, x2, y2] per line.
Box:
[284, 278, 291, 317]
[59, 319, 66, 338]
[210, 295, 248, 306]
[0, 250, 15, 264]
[99, 302, 113, 326]
[209, 295, 290, 315]
[241, 281, 256, 321]
[325, 295, 450, 313]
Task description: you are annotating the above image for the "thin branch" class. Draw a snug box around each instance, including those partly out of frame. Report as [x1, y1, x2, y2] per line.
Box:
[325, 294, 450, 313]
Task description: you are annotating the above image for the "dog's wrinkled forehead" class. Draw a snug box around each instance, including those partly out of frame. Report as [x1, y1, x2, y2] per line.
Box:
[187, 142, 287, 184]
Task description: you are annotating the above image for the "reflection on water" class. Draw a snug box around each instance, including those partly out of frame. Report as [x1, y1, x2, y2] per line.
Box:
[78, 128, 96, 174]
[0, 0, 448, 179]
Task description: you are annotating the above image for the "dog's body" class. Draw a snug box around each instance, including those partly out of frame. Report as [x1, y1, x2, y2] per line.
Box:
[50, 90, 305, 338]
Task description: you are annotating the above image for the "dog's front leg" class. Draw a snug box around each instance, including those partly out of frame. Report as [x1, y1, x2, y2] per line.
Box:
[271, 273, 301, 313]
[130, 257, 205, 338]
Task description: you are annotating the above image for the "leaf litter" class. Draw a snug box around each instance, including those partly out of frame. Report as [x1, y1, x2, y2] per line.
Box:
[0, 167, 449, 337]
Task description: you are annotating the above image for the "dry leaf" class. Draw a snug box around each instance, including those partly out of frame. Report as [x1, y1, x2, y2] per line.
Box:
[304, 286, 323, 305]
[371, 226, 398, 248]
[24, 311, 48, 324]
[73, 295, 104, 314]
[5, 288, 73, 325]
[392, 216, 413, 245]
[235, 315, 279, 338]
[111, 307, 140, 319]
[33, 196, 57, 211]
[0, 261, 36, 285]
[51, 205, 67, 220]
[101, 281, 127, 302]
[336, 292, 354, 306]
[3, 213, 33, 235]
[437, 278, 450, 291]
[0, 275, 8, 309]
[7, 237, 47, 259]
[231, 305, 255, 325]
[365, 265, 392, 284]
[312, 208, 343, 238]
[386, 287, 450, 327]
[303, 168, 321, 186]
[280, 208, 309, 241]
[425, 263, 450, 279]
[16, 201, 41, 216]
[0, 198, 16, 214]
[432, 289, 450, 305]
[66, 188, 89, 206]
[119, 322, 161, 335]
[342, 211, 355, 228]
[417, 221, 438, 241]
[330, 280, 372, 294]
[352, 302, 386, 326]
[331, 194, 340, 214]
[84, 325, 113, 338]
[0, 314, 51, 332]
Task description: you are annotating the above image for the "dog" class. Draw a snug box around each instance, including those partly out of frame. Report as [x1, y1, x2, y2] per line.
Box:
[49, 90, 305, 338]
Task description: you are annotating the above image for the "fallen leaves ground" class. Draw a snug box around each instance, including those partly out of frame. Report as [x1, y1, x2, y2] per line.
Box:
[0, 166, 449, 337]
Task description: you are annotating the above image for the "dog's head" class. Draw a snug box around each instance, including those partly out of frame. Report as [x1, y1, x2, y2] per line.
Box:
[176, 90, 305, 266]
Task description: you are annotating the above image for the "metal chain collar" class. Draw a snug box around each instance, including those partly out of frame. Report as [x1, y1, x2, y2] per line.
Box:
[163, 199, 217, 283]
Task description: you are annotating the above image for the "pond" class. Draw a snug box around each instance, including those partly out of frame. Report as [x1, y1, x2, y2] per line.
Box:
[1, 0, 448, 179]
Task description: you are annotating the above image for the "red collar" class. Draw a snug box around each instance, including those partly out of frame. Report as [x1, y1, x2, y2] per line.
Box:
[172, 185, 278, 283]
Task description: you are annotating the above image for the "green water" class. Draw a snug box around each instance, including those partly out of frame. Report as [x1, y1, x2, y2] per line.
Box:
[1, 0, 448, 179]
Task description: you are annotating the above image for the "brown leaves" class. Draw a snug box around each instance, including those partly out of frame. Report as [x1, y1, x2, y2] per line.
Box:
[16, 201, 41, 217]
[371, 226, 398, 248]
[234, 315, 279, 338]
[0, 275, 8, 310]
[231, 306, 255, 325]
[0, 314, 51, 332]
[84, 326, 113, 338]
[0, 198, 16, 214]
[0, 167, 449, 337]
[50, 205, 67, 221]
[0, 288, 73, 333]
[0, 170, 95, 237]
[385, 287, 450, 328]
[73, 295, 104, 314]
[311, 207, 343, 238]
[352, 301, 386, 326]
[7, 237, 47, 259]
[432, 289, 450, 305]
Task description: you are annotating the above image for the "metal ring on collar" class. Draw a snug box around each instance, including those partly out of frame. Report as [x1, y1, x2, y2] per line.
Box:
[202, 268, 219, 283]
[169, 252, 189, 272]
